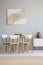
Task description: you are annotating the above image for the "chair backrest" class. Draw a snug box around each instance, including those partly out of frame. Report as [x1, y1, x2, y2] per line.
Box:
[9, 35, 19, 44]
[23, 35, 28, 43]
[22, 35, 33, 43]
[2, 35, 7, 38]
[28, 35, 33, 39]
[25, 35, 32, 38]
[1, 35, 8, 43]
[9, 35, 17, 39]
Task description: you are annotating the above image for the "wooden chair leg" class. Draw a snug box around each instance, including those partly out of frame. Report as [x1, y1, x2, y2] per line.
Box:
[16, 44, 19, 53]
[22, 44, 24, 53]
[26, 44, 29, 53]
[5, 44, 8, 53]
[2, 44, 4, 53]
[12, 45, 14, 53]
[18, 44, 20, 53]
[7, 43, 12, 53]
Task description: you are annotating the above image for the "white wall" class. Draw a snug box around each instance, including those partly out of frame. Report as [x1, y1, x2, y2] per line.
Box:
[0, 0, 43, 35]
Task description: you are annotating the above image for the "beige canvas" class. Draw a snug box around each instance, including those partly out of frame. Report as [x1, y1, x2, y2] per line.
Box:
[7, 8, 26, 24]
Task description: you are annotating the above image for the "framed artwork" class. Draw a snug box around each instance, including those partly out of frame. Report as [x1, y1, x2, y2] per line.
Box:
[7, 8, 27, 24]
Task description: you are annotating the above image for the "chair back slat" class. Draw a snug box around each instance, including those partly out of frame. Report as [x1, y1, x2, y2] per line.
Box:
[9, 35, 19, 44]
[1, 35, 8, 43]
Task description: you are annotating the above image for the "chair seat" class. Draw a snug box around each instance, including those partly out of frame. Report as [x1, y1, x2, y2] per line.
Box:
[11, 42, 19, 45]
[3, 42, 9, 44]
[23, 42, 29, 44]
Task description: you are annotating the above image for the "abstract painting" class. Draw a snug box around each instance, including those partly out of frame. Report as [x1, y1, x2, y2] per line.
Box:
[7, 8, 27, 24]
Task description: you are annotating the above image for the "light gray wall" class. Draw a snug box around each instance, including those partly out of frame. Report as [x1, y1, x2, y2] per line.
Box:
[0, 0, 43, 49]
[0, 0, 43, 35]
[0, 0, 43, 47]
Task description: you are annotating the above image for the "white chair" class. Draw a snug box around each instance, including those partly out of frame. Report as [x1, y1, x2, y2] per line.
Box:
[17, 35, 30, 53]
[9, 35, 19, 53]
[22, 35, 33, 53]
[22, 35, 29, 53]
[1, 34, 8, 53]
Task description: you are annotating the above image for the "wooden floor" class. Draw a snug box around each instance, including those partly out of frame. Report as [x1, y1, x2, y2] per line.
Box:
[0, 56, 43, 65]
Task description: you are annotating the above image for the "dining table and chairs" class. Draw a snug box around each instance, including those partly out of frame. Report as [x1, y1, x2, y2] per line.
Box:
[1, 34, 33, 53]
